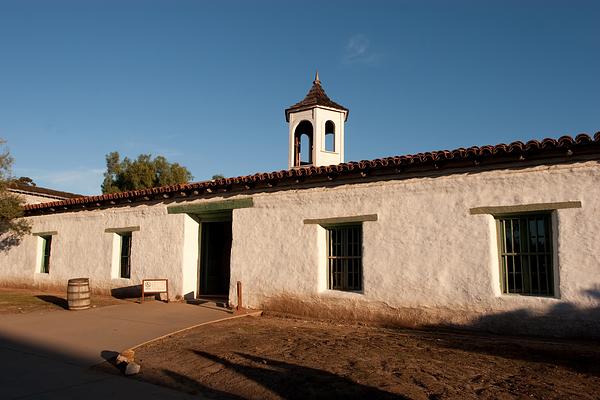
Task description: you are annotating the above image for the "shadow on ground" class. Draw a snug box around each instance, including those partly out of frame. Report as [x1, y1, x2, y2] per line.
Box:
[0, 332, 102, 398]
[35, 295, 68, 309]
[161, 369, 246, 400]
[100, 350, 120, 362]
[154, 349, 406, 399]
[396, 287, 600, 377]
[110, 285, 142, 299]
[0, 331, 195, 399]
[257, 286, 600, 381]
[414, 328, 600, 377]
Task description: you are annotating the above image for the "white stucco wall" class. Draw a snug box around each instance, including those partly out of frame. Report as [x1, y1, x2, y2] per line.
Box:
[1, 160, 600, 336]
[0, 205, 189, 299]
[228, 160, 600, 336]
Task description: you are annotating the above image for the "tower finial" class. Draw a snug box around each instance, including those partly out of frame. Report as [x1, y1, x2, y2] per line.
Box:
[314, 70, 320, 84]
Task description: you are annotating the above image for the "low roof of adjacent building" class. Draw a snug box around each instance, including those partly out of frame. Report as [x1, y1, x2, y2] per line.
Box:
[8, 182, 82, 201]
[285, 72, 349, 122]
[23, 132, 600, 216]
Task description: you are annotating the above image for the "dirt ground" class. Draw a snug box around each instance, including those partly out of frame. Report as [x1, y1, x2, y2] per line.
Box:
[131, 314, 600, 400]
[0, 287, 127, 314]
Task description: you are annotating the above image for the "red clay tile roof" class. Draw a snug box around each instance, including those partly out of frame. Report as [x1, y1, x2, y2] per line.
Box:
[24, 133, 600, 216]
[285, 76, 349, 122]
[8, 183, 82, 200]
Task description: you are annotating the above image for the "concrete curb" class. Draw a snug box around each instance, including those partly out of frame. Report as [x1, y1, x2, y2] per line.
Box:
[127, 310, 263, 352]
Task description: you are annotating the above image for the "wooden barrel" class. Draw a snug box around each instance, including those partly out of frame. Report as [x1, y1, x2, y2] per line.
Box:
[67, 278, 91, 310]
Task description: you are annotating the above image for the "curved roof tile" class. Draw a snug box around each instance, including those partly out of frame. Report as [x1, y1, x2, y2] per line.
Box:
[24, 133, 600, 214]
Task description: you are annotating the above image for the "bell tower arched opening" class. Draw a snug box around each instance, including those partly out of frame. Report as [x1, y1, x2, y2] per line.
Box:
[325, 120, 335, 152]
[294, 120, 313, 166]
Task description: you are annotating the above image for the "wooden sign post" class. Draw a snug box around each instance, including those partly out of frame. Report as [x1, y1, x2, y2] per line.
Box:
[141, 279, 169, 303]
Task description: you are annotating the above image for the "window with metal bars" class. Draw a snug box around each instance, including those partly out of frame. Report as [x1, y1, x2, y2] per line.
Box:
[119, 232, 132, 279]
[326, 224, 362, 291]
[40, 235, 52, 274]
[496, 213, 554, 296]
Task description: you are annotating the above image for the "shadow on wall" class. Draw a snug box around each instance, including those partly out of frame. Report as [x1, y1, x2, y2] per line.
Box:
[448, 296, 600, 339]
[0, 234, 22, 253]
[261, 287, 600, 339]
[183, 291, 195, 301]
[461, 288, 600, 338]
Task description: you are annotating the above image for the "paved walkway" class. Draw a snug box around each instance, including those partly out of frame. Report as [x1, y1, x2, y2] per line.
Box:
[0, 301, 236, 399]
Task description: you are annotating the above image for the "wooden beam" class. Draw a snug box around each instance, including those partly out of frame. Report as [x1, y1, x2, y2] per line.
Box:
[303, 214, 378, 225]
[104, 226, 141, 233]
[470, 201, 582, 215]
[32, 231, 58, 236]
[167, 198, 253, 214]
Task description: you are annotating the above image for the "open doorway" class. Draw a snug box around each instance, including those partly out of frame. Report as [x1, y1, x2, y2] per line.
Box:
[294, 120, 313, 166]
[199, 220, 232, 299]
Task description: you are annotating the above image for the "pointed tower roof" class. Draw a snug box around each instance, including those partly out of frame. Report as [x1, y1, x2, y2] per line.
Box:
[285, 72, 349, 122]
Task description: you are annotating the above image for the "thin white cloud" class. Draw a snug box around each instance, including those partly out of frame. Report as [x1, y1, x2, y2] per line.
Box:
[343, 34, 382, 65]
[13, 167, 104, 195]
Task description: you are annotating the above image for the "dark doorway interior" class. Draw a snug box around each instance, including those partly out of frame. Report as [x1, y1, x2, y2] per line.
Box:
[199, 221, 232, 298]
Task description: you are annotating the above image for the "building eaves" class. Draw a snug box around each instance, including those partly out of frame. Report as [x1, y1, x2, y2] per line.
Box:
[23, 133, 600, 216]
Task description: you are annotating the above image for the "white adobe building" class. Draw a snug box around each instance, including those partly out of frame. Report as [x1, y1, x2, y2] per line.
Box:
[2, 75, 600, 337]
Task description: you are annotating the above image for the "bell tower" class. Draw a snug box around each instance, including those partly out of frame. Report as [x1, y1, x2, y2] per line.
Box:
[285, 72, 349, 169]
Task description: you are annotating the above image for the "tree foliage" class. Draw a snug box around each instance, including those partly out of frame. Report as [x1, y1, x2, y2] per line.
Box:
[101, 152, 193, 194]
[0, 140, 31, 250]
[14, 176, 36, 186]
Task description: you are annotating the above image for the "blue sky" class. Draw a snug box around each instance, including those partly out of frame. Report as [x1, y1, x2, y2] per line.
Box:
[0, 0, 598, 195]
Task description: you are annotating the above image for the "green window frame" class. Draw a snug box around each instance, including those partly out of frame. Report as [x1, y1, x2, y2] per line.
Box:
[326, 224, 363, 292]
[496, 213, 554, 296]
[119, 232, 132, 279]
[40, 235, 52, 274]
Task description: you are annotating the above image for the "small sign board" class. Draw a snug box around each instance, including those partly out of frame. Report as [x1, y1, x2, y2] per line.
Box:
[141, 279, 169, 302]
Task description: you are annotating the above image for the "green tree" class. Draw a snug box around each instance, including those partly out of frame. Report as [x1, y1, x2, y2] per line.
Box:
[0, 140, 31, 250]
[14, 176, 36, 186]
[211, 174, 225, 180]
[101, 152, 193, 194]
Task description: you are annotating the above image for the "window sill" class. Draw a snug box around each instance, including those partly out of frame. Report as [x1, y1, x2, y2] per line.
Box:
[320, 289, 365, 297]
[499, 292, 561, 300]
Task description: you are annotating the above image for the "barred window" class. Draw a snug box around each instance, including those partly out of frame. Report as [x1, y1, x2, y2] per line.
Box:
[496, 213, 554, 296]
[327, 224, 362, 291]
